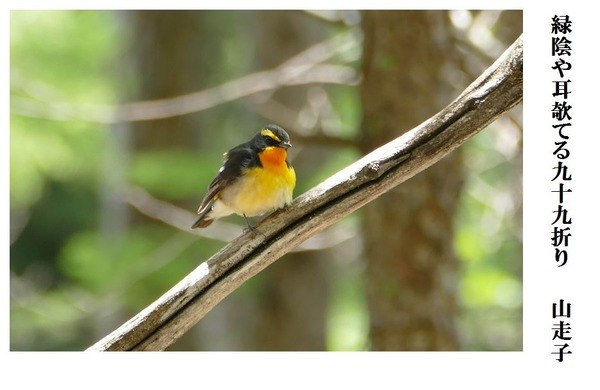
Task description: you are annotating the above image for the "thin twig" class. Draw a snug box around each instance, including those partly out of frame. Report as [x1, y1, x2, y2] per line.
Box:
[125, 186, 357, 251]
[11, 32, 359, 124]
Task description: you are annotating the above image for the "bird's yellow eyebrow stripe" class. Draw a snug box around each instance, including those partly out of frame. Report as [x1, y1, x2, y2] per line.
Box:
[260, 128, 281, 142]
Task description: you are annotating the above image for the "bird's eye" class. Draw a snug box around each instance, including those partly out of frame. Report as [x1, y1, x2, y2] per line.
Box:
[264, 135, 279, 146]
[260, 128, 282, 145]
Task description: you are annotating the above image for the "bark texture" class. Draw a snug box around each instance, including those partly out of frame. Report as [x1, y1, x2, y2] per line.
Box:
[361, 11, 461, 350]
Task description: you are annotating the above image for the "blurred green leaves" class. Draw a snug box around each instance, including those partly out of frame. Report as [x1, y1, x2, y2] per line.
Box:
[10, 118, 105, 209]
[59, 228, 158, 294]
[130, 149, 215, 199]
[11, 10, 119, 101]
[454, 118, 522, 349]
[11, 10, 118, 214]
[326, 264, 369, 351]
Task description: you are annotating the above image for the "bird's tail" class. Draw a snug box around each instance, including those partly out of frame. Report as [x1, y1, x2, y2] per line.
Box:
[191, 198, 217, 229]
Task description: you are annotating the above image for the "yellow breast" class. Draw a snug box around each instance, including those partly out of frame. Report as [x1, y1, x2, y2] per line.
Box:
[223, 146, 295, 217]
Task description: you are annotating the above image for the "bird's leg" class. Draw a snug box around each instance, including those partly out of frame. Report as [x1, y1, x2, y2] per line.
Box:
[242, 213, 254, 229]
[242, 214, 266, 238]
[242, 213, 257, 233]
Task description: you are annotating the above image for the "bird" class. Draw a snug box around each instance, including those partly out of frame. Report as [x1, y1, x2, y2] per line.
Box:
[192, 124, 296, 229]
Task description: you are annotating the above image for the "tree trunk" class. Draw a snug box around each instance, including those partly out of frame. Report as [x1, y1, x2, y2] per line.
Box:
[360, 10, 461, 350]
[125, 10, 213, 150]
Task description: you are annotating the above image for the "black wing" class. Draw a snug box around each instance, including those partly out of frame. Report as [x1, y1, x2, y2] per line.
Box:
[196, 145, 259, 213]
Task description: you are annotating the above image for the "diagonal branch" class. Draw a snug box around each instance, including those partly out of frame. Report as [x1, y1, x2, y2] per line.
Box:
[87, 35, 523, 352]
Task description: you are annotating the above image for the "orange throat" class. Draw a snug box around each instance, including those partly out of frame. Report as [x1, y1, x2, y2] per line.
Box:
[259, 146, 289, 173]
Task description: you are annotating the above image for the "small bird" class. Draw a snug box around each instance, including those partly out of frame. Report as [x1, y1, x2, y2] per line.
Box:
[192, 124, 296, 229]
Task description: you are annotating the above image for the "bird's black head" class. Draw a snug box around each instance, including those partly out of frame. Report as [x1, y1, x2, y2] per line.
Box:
[254, 124, 292, 150]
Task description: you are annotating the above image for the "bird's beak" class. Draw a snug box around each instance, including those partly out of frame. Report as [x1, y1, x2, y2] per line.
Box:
[282, 141, 292, 148]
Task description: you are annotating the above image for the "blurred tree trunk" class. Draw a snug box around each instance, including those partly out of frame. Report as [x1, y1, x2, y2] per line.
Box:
[496, 10, 524, 49]
[360, 10, 462, 350]
[125, 10, 210, 150]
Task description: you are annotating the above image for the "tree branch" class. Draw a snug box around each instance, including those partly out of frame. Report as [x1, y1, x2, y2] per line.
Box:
[87, 35, 522, 351]
[11, 31, 358, 124]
